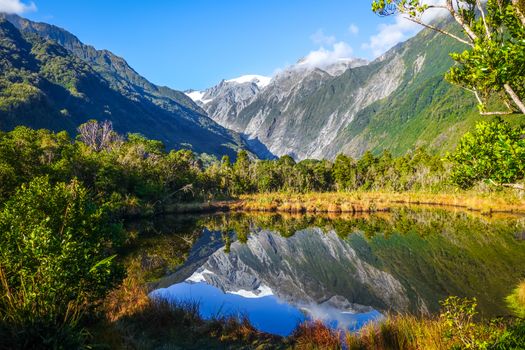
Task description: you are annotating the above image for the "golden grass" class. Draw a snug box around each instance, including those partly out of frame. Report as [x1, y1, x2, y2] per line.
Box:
[507, 280, 525, 318]
[347, 315, 447, 350]
[518, 281, 525, 307]
[292, 320, 342, 350]
[232, 191, 525, 214]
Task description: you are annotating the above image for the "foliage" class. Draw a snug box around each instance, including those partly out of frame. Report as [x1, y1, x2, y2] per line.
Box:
[0, 177, 124, 348]
[448, 118, 525, 188]
[446, 0, 525, 115]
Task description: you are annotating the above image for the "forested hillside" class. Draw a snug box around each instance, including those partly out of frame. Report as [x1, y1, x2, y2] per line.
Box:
[0, 16, 248, 158]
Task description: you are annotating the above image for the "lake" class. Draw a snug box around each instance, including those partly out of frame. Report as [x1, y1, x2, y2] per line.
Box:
[138, 208, 525, 337]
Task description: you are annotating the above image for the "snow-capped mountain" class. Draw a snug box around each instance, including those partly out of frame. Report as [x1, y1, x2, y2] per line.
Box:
[225, 75, 272, 89]
[185, 23, 478, 162]
[185, 75, 272, 132]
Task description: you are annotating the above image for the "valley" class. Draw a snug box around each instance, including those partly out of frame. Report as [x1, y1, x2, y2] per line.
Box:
[1, 1, 524, 349]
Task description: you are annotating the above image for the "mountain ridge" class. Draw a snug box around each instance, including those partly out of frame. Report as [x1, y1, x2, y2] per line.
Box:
[0, 14, 253, 158]
[186, 22, 503, 161]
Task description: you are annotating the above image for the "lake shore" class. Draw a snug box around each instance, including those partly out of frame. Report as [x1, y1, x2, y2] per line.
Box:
[229, 191, 525, 215]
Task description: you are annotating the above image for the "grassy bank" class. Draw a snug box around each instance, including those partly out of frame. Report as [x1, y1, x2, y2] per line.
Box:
[231, 191, 525, 214]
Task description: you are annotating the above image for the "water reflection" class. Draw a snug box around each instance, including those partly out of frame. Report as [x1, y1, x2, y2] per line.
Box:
[148, 209, 525, 336]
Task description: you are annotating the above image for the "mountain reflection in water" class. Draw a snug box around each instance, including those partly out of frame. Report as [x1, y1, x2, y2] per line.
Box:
[147, 210, 525, 336]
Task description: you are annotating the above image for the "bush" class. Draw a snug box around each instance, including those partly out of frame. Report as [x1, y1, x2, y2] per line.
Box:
[0, 177, 124, 348]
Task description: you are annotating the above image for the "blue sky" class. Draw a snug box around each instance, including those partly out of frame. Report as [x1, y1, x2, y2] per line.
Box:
[1, 0, 425, 90]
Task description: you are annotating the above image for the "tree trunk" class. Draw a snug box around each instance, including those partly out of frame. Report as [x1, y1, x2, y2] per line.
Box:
[512, 0, 525, 27]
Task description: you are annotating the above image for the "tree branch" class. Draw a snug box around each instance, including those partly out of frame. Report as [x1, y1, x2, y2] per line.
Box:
[445, 0, 479, 42]
[404, 16, 473, 46]
[476, 0, 492, 38]
[502, 183, 525, 190]
[468, 88, 514, 115]
[504, 83, 525, 114]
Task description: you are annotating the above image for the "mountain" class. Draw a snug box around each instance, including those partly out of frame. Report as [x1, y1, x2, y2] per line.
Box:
[187, 60, 367, 157]
[186, 76, 269, 130]
[0, 14, 250, 158]
[186, 75, 271, 132]
[188, 22, 494, 160]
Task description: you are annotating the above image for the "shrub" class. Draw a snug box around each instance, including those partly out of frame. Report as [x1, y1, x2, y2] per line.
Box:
[0, 177, 124, 348]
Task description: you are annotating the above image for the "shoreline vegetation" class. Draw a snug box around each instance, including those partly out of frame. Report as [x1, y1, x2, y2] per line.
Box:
[203, 191, 525, 215]
[164, 190, 525, 216]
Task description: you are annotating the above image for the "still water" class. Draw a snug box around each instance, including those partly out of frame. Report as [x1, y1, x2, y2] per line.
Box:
[140, 209, 525, 336]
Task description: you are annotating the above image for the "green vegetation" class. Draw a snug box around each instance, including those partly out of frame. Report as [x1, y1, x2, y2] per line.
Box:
[0, 117, 523, 347]
[0, 177, 124, 348]
[448, 118, 525, 188]
[0, 17, 245, 158]
[506, 281, 525, 318]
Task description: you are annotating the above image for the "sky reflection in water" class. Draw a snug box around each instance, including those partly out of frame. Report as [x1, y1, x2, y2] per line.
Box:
[151, 281, 382, 336]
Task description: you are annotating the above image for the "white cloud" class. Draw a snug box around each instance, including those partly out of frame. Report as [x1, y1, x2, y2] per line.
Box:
[0, 0, 37, 14]
[310, 29, 336, 46]
[299, 41, 354, 68]
[348, 24, 359, 35]
[362, 0, 449, 58]
[362, 16, 419, 57]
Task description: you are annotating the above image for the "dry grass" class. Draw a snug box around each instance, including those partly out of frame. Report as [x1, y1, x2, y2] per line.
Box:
[232, 191, 525, 214]
[346, 315, 447, 350]
[292, 320, 343, 350]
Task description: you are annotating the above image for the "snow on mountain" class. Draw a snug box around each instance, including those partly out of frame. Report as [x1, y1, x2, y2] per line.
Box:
[226, 75, 272, 89]
[185, 90, 205, 102]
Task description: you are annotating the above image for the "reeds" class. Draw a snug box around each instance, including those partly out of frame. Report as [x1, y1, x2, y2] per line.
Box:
[0, 266, 88, 349]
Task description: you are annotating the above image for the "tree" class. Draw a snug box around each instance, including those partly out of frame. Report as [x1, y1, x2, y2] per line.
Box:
[448, 118, 525, 188]
[333, 154, 356, 191]
[372, 0, 525, 115]
[78, 119, 122, 152]
[232, 150, 253, 195]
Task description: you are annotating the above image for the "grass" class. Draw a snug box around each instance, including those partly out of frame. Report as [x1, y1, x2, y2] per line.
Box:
[507, 280, 525, 318]
[232, 190, 525, 215]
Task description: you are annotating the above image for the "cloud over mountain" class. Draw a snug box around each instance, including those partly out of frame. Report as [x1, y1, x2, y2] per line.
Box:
[0, 0, 36, 14]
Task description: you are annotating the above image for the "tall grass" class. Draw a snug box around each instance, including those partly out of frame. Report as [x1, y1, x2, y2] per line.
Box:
[233, 190, 525, 214]
[0, 266, 88, 349]
[507, 280, 525, 318]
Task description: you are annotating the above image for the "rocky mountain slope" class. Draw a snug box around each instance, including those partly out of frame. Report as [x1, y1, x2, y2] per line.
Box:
[188, 23, 487, 160]
[187, 75, 271, 133]
[0, 14, 249, 158]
